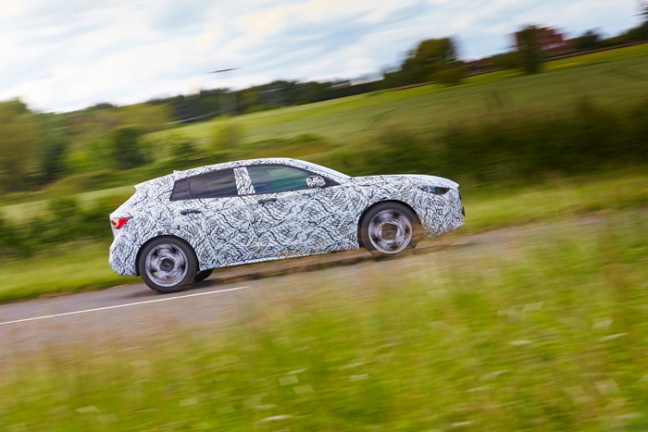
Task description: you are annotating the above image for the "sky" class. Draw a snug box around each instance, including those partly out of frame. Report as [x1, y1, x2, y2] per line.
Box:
[0, 0, 643, 113]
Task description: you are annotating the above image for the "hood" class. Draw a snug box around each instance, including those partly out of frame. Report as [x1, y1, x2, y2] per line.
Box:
[350, 174, 459, 189]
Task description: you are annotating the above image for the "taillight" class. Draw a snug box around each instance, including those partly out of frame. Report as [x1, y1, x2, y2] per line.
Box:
[111, 217, 131, 230]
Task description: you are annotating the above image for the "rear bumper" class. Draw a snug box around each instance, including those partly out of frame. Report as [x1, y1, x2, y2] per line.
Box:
[109, 237, 138, 276]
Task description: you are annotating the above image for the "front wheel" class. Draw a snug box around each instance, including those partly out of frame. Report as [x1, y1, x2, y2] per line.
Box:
[138, 237, 197, 293]
[360, 203, 419, 257]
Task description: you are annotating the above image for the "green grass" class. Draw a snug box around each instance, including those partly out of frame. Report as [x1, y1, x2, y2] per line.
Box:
[0, 170, 645, 304]
[546, 43, 648, 71]
[1, 209, 646, 430]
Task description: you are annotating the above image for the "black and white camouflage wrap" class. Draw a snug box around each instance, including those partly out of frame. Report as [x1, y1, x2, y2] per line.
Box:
[109, 158, 464, 276]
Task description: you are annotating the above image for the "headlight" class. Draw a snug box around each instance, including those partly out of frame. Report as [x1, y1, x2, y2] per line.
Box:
[418, 185, 449, 195]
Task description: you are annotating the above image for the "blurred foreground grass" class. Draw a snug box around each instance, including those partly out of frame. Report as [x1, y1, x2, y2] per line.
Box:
[0, 170, 645, 303]
[1, 209, 646, 430]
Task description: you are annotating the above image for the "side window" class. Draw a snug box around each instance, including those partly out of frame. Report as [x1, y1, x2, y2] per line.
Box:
[170, 169, 238, 200]
[248, 165, 312, 194]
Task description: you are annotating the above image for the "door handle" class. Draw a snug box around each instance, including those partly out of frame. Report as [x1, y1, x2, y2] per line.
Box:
[257, 197, 277, 204]
[180, 209, 202, 215]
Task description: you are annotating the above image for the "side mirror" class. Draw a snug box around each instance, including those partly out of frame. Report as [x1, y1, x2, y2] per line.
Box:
[307, 175, 326, 189]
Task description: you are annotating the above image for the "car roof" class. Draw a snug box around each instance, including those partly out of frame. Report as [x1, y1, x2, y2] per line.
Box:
[172, 157, 352, 182]
[172, 157, 295, 178]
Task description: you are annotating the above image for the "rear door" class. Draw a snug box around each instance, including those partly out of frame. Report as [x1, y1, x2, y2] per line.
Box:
[169, 168, 258, 269]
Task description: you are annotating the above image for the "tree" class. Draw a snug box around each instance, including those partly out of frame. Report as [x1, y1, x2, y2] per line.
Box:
[489, 52, 519, 70]
[572, 30, 601, 51]
[516, 25, 544, 74]
[637, 0, 648, 39]
[37, 114, 69, 184]
[294, 81, 328, 104]
[240, 89, 263, 113]
[110, 126, 146, 170]
[0, 100, 42, 191]
[400, 38, 463, 85]
[430, 66, 465, 85]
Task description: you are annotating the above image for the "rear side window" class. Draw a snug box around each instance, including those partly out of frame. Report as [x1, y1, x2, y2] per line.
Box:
[171, 169, 238, 200]
[170, 179, 191, 200]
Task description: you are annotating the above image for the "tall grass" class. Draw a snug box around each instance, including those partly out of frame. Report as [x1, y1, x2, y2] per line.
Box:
[1, 211, 646, 430]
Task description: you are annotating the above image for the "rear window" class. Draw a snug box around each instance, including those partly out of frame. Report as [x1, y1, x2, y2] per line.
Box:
[171, 169, 238, 200]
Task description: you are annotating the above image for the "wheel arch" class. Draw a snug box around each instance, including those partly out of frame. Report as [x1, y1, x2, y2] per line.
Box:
[135, 234, 198, 277]
[356, 200, 422, 249]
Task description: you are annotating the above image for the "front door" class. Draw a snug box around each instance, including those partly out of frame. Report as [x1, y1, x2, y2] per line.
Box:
[244, 165, 356, 259]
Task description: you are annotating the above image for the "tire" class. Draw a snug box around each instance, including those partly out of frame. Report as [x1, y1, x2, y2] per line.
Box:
[194, 269, 213, 283]
[360, 202, 419, 257]
[138, 237, 198, 293]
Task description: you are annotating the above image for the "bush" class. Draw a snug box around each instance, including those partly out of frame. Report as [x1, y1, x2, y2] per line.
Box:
[430, 66, 465, 86]
[318, 126, 439, 177]
[110, 126, 146, 170]
[0, 195, 125, 259]
[437, 98, 648, 183]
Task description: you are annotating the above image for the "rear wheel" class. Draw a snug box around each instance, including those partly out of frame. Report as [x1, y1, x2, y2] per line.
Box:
[360, 203, 418, 257]
[138, 237, 197, 293]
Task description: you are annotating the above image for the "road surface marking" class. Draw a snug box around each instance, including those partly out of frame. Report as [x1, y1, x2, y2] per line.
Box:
[0, 286, 249, 326]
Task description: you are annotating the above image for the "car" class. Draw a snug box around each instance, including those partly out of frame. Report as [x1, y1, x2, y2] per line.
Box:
[109, 158, 465, 293]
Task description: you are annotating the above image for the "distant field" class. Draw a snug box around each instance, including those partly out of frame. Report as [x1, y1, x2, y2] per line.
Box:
[153, 43, 648, 146]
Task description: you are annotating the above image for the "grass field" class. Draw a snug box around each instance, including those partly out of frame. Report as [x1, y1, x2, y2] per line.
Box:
[1, 208, 646, 430]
